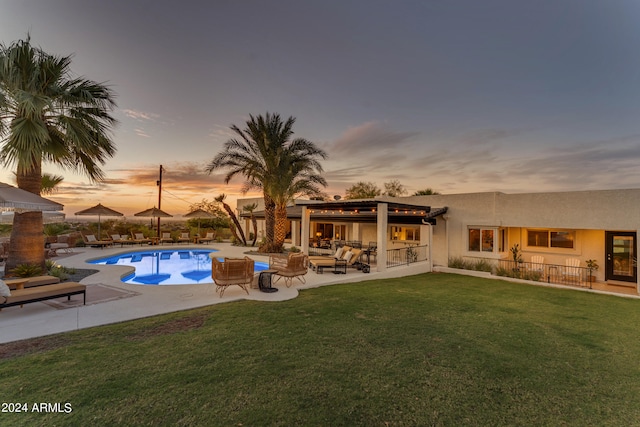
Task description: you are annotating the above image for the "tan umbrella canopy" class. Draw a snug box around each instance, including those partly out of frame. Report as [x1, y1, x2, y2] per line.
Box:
[75, 203, 124, 238]
[1, 211, 65, 224]
[0, 182, 63, 211]
[134, 207, 173, 218]
[183, 208, 214, 235]
[134, 206, 173, 237]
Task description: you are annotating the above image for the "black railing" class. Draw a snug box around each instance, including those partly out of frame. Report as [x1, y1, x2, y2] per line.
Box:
[387, 245, 428, 268]
[454, 257, 596, 289]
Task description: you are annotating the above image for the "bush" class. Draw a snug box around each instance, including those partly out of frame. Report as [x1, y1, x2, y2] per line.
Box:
[449, 257, 493, 273]
[11, 264, 43, 278]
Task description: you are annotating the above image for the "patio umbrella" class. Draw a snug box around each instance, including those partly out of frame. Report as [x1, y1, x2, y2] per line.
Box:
[75, 203, 124, 239]
[183, 208, 215, 236]
[0, 182, 63, 211]
[1, 211, 65, 224]
[134, 206, 173, 238]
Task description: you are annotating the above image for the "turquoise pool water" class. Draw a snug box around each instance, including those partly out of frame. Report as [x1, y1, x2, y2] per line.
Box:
[88, 249, 268, 285]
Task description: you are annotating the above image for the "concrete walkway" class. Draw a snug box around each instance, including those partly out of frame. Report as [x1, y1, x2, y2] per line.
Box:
[0, 243, 429, 344]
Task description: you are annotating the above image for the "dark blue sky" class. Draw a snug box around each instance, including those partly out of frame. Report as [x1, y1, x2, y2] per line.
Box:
[1, 0, 640, 214]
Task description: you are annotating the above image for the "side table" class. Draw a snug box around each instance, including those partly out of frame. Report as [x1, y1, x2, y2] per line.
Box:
[258, 269, 279, 293]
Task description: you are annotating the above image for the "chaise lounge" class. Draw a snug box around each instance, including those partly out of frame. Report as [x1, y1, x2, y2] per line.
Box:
[309, 248, 364, 273]
[82, 233, 112, 248]
[0, 282, 86, 310]
[211, 256, 255, 297]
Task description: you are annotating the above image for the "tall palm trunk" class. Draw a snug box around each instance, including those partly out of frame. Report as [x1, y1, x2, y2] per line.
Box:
[7, 167, 45, 272]
[273, 203, 288, 252]
[260, 195, 277, 253]
[220, 201, 246, 245]
[250, 215, 258, 247]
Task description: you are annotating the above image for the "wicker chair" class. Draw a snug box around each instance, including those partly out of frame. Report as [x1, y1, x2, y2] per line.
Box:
[269, 253, 309, 287]
[211, 257, 255, 297]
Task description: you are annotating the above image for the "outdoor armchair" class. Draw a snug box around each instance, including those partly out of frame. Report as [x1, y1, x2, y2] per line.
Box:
[269, 253, 309, 287]
[211, 256, 254, 297]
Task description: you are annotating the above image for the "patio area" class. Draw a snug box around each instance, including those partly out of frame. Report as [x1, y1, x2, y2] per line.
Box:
[0, 243, 429, 344]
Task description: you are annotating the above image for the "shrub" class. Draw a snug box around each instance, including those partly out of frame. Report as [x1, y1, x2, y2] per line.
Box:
[289, 246, 301, 253]
[11, 264, 43, 278]
[449, 257, 470, 269]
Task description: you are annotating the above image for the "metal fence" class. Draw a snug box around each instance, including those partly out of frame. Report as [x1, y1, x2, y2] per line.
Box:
[387, 245, 429, 268]
[457, 257, 596, 289]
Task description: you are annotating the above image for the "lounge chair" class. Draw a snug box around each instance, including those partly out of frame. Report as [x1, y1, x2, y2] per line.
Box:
[130, 232, 152, 245]
[310, 248, 363, 273]
[48, 235, 73, 256]
[177, 232, 191, 244]
[110, 234, 133, 247]
[197, 231, 216, 244]
[269, 253, 309, 287]
[211, 257, 254, 297]
[81, 233, 112, 248]
[160, 231, 174, 245]
[530, 255, 544, 274]
[0, 282, 86, 310]
[308, 246, 351, 262]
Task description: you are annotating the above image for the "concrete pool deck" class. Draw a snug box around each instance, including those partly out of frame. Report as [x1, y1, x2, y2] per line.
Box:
[0, 243, 429, 344]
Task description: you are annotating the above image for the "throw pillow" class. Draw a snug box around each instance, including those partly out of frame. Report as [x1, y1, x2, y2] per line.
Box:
[334, 247, 344, 259]
[342, 250, 353, 261]
[0, 280, 11, 297]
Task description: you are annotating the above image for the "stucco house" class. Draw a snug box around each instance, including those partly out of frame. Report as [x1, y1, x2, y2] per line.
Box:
[238, 188, 639, 294]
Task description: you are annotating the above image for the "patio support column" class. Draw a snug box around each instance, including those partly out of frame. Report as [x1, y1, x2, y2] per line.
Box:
[352, 222, 361, 242]
[301, 206, 310, 254]
[377, 203, 388, 272]
[420, 224, 432, 272]
[291, 220, 300, 247]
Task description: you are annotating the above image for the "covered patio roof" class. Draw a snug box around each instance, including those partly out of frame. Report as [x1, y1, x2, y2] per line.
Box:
[241, 199, 448, 225]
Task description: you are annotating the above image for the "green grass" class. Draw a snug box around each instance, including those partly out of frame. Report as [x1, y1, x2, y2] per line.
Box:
[2, 273, 640, 426]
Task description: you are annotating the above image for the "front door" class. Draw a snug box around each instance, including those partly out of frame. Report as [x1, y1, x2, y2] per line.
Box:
[605, 231, 637, 283]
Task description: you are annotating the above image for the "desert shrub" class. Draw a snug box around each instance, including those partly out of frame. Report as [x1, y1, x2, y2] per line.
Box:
[472, 259, 494, 272]
[11, 264, 43, 278]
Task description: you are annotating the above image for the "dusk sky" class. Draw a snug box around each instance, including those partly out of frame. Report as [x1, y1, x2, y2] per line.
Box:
[1, 0, 640, 217]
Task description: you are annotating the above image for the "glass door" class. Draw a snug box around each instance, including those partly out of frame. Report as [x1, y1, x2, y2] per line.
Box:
[605, 231, 636, 283]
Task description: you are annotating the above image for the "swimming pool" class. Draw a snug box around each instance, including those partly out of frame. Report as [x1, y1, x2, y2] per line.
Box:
[89, 249, 269, 285]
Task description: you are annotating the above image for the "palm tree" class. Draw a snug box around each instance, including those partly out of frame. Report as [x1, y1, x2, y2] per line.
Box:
[242, 203, 259, 247]
[206, 112, 327, 253]
[214, 194, 246, 245]
[413, 188, 441, 196]
[40, 173, 64, 195]
[0, 37, 117, 270]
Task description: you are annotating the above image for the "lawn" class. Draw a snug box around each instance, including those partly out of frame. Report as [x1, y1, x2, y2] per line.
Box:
[2, 273, 640, 426]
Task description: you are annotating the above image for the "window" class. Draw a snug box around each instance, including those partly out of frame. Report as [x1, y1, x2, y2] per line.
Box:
[390, 226, 420, 241]
[468, 227, 502, 253]
[527, 229, 575, 249]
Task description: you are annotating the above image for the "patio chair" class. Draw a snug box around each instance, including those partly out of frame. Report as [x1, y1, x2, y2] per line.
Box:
[269, 253, 309, 287]
[49, 235, 73, 256]
[110, 234, 133, 247]
[130, 232, 152, 245]
[197, 231, 216, 244]
[211, 256, 254, 297]
[530, 255, 544, 274]
[177, 231, 191, 244]
[81, 233, 112, 248]
[563, 258, 582, 283]
[160, 231, 174, 245]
